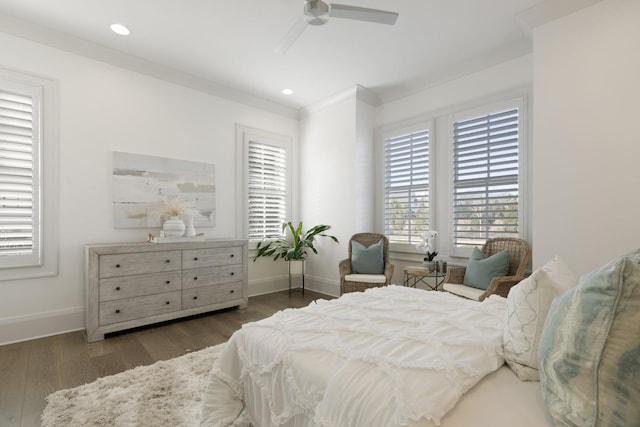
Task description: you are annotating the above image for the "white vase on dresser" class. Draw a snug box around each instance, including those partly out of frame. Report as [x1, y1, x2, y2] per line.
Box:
[162, 216, 185, 237]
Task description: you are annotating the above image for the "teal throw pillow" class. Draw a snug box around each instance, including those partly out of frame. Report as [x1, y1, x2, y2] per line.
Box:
[463, 247, 510, 290]
[351, 240, 384, 274]
[538, 249, 640, 427]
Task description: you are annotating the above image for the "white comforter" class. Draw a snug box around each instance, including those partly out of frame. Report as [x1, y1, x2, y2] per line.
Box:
[200, 285, 506, 427]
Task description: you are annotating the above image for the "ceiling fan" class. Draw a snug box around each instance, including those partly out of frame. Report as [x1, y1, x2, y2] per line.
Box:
[275, 0, 399, 53]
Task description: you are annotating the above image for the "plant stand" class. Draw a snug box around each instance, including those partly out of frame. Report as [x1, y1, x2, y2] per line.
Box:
[288, 259, 305, 295]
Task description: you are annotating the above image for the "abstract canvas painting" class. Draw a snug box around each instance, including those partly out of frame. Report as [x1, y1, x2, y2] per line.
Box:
[113, 152, 215, 228]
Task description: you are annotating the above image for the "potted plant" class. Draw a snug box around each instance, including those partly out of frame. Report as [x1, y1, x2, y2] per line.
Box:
[416, 230, 439, 271]
[253, 221, 339, 264]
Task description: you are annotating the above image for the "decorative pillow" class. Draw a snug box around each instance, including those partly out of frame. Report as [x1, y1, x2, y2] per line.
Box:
[463, 248, 510, 290]
[351, 240, 384, 274]
[503, 256, 578, 381]
[540, 255, 578, 293]
[538, 249, 640, 426]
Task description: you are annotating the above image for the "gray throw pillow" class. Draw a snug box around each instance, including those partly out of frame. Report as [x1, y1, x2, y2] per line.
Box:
[463, 247, 510, 290]
[351, 240, 384, 274]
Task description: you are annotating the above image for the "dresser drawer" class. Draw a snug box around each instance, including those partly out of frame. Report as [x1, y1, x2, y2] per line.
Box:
[99, 271, 182, 302]
[99, 291, 181, 325]
[182, 246, 243, 269]
[182, 282, 243, 309]
[182, 264, 243, 290]
[86, 240, 248, 341]
[99, 251, 182, 278]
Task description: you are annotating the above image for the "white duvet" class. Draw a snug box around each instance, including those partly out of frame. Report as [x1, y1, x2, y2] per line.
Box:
[200, 285, 507, 427]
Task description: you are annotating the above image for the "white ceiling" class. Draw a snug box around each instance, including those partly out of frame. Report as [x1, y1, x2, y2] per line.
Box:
[0, 0, 598, 115]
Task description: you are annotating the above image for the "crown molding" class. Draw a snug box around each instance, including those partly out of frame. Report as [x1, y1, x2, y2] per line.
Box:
[516, 0, 604, 39]
[0, 12, 300, 120]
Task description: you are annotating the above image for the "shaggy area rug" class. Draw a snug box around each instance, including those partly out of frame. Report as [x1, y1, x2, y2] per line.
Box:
[41, 343, 233, 426]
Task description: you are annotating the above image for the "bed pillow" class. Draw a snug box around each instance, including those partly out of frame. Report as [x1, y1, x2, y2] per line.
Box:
[538, 249, 640, 426]
[503, 256, 577, 381]
[463, 248, 509, 290]
[351, 240, 384, 274]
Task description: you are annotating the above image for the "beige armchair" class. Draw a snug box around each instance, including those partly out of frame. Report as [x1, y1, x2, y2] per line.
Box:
[443, 237, 531, 301]
[339, 233, 394, 294]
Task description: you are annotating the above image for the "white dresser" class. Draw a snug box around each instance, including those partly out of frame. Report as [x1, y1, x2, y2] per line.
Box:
[85, 240, 248, 342]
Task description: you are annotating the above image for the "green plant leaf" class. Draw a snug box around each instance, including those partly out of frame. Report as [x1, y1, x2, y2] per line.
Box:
[252, 221, 339, 262]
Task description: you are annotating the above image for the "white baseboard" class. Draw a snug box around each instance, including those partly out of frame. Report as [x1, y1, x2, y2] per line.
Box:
[248, 275, 288, 296]
[0, 306, 84, 346]
[249, 274, 339, 298]
[304, 275, 340, 297]
[0, 277, 339, 346]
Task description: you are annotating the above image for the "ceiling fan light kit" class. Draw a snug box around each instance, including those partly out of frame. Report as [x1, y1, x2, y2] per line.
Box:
[304, 0, 330, 25]
[275, 0, 399, 53]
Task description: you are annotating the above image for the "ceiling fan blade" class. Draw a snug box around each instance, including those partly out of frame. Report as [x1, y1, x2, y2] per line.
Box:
[329, 4, 399, 25]
[275, 17, 308, 54]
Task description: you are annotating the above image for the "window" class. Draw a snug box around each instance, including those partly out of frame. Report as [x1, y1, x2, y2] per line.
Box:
[0, 69, 57, 279]
[238, 126, 292, 241]
[451, 99, 523, 252]
[0, 84, 40, 266]
[383, 127, 431, 245]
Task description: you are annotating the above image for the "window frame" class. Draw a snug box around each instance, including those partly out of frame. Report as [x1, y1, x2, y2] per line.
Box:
[447, 96, 527, 258]
[236, 125, 293, 246]
[379, 119, 435, 254]
[0, 67, 58, 281]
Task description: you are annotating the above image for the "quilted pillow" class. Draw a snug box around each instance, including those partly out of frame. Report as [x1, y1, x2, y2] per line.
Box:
[538, 249, 640, 426]
[463, 248, 509, 290]
[351, 240, 384, 274]
[503, 256, 577, 381]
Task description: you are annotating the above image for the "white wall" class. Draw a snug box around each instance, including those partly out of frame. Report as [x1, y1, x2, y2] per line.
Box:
[532, 0, 640, 275]
[375, 55, 534, 284]
[0, 33, 298, 344]
[297, 55, 534, 294]
[299, 95, 359, 295]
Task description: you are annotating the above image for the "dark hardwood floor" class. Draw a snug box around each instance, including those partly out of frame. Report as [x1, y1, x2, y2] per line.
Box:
[0, 289, 331, 427]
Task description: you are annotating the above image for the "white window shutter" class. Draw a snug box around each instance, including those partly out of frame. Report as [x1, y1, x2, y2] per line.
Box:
[0, 85, 41, 267]
[384, 129, 430, 244]
[452, 107, 520, 249]
[247, 140, 287, 240]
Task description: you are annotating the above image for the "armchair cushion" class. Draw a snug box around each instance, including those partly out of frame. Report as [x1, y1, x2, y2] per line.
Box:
[463, 248, 510, 290]
[351, 239, 384, 274]
[344, 274, 387, 284]
[441, 283, 485, 300]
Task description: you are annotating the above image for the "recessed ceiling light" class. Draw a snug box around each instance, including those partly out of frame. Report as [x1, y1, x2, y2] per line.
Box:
[110, 23, 130, 36]
[282, 88, 294, 95]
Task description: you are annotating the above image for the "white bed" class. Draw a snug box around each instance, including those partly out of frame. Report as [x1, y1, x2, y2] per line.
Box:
[200, 286, 552, 426]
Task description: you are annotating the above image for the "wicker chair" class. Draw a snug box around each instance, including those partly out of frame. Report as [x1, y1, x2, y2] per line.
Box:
[442, 237, 531, 301]
[339, 233, 394, 295]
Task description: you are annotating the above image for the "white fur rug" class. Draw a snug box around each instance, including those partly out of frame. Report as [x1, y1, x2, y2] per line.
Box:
[41, 343, 225, 426]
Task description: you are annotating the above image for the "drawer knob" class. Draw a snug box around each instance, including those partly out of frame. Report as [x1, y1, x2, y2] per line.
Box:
[194, 257, 198, 261]
[230, 290, 234, 294]
[230, 254, 234, 258]
[115, 264, 121, 268]
[166, 281, 171, 284]
[194, 277, 198, 280]
[230, 272, 234, 276]
[115, 286, 121, 291]
[193, 296, 198, 300]
[165, 260, 171, 263]
[166, 301, 170, 305]
[115, 309, 120, 313]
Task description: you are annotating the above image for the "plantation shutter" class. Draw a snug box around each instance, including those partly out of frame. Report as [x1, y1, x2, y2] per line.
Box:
[0, 85, 40, 266]
[452, 107, 520, 248]
[384, 129, 430, 244]
[247, 140, 287, 240]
